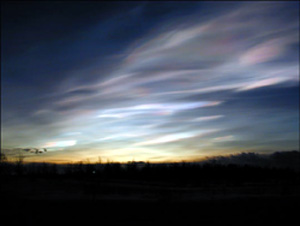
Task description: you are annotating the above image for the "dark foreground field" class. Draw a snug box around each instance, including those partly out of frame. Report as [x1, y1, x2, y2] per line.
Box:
[1, 160, 300, 225]
[2, 195, 300, 225]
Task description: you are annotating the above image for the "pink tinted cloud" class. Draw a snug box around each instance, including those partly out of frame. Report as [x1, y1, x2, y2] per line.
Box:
[240, 39, 286, 65]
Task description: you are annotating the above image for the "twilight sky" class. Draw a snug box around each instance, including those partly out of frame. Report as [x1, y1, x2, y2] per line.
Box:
[1, 1, 299, 163]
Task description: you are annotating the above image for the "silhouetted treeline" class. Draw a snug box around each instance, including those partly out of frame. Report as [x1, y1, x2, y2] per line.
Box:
[1, 159, 299, 186]
[203, 151, 300, 170]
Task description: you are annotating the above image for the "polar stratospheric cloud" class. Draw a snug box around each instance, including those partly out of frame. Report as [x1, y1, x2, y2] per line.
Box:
[1, 2, 299, 163]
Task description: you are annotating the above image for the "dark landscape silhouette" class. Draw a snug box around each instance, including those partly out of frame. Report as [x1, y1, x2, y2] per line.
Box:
[1, 151, 299, 225]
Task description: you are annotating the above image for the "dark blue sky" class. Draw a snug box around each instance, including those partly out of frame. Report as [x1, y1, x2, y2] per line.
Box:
[1, 1, 299, 163]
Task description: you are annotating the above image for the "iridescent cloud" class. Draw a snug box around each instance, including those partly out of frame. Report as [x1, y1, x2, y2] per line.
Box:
[2, 2, 299, 162]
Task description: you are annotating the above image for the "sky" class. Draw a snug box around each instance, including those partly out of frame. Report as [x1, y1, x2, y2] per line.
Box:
[1, 1, 299, 163]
